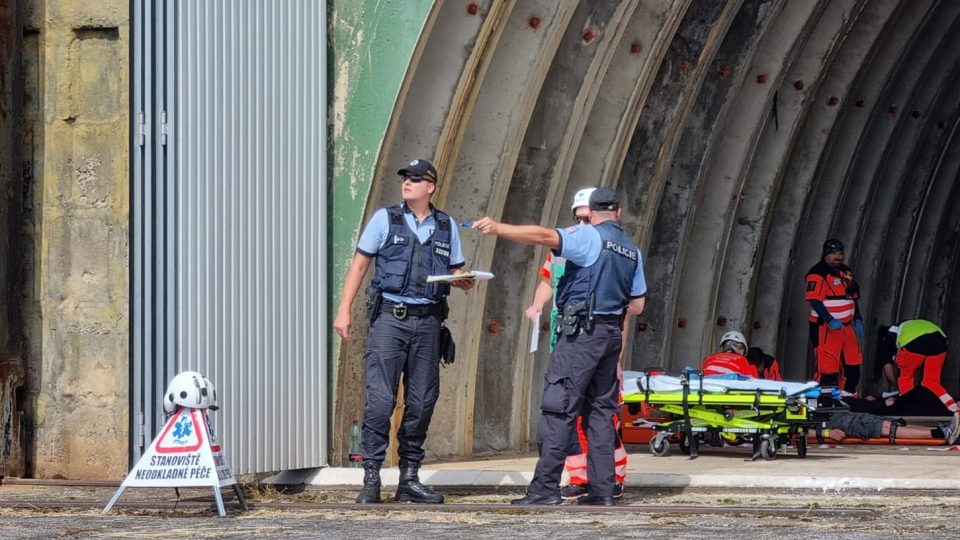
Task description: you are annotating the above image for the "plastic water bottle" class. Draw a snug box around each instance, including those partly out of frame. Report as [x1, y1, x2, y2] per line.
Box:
[348, 420, 363, 467]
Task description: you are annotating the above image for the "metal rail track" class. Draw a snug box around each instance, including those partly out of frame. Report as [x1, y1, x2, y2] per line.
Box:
[0, 498, 876, 517]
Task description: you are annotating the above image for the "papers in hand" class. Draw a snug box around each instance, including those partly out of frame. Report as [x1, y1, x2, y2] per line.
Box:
[426, 270, 494, 283]
[530, 316, 540, 353]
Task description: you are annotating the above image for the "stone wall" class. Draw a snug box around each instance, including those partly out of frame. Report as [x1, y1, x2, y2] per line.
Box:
[21, 0, 129, 479]
[0, 0, 26, 478]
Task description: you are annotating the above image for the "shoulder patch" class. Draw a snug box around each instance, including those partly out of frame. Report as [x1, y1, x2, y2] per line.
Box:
[564, 226, 578, 233]
[806, 281, 817, 292]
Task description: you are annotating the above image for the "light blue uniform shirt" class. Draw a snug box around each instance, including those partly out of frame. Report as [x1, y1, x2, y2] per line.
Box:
[357, 204, 466, 305]
[554, 223, 647, 313]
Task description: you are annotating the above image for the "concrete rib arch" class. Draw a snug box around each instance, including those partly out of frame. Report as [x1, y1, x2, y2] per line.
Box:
[332, 0, 960, 462]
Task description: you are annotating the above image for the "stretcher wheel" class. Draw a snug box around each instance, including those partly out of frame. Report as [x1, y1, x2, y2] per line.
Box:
[679, 432, 698, 455]
[650, 433, 671, 457]
[760, 437, 777, 460]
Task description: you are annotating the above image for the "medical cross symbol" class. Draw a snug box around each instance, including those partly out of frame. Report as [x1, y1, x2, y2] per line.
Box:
[173, 416, 193, 441]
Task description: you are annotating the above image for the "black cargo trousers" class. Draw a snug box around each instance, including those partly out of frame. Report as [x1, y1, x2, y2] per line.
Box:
[528, 320, 622, 498]
[361, 309, 442, 464]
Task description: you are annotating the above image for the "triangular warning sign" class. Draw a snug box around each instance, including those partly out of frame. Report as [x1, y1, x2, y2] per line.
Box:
[103, 408, 244, 516]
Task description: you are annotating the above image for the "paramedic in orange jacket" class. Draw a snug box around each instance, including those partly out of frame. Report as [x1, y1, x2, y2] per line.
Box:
[702, 331, 758, 378]
[745, 347, 783, 380]
[806, 239, 863, 393]
[887, 321, 958, 413]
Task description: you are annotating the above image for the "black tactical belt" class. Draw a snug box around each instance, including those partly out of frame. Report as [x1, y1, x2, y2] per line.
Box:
[381, 302, 443, 320]
[591, 314, 624, 325]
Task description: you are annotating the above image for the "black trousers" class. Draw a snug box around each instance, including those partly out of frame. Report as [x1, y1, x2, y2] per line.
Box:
[528, 322, 621, 498]
[361, 312, 441, 464]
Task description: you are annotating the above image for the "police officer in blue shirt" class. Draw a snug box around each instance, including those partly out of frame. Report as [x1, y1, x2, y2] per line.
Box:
[474, 187, 646, 506]
[335, 158, 474, 504]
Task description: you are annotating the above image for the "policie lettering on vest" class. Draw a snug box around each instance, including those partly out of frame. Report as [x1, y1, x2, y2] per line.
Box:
[604, 240, 637, 261]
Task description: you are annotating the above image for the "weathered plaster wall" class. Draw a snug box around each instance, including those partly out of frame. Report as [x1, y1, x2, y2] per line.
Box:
[328, 0, 436, 465]
[22, 0, 129, 479]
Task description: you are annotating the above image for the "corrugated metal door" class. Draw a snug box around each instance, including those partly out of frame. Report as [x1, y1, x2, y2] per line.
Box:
[132, 0, 327, 473]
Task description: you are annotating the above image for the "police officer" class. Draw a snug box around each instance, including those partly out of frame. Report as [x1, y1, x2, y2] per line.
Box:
[334, 158, 474, 504]
[805, 239, 863, 393]
[474, 187, 646, 506]
[524, 187, 629, 500]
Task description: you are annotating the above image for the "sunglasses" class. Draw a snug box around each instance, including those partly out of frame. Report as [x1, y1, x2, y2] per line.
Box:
[403, 176, 436, 184]
[573, 215, 589, 224]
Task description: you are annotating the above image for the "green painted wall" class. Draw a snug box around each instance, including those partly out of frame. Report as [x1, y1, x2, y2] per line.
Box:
[329, 0, 434, 328]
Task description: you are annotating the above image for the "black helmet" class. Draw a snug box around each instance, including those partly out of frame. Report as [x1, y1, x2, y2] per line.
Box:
[822, 238, 844, 257]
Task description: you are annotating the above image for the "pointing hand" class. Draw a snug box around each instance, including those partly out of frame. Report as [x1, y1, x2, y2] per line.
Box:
[472, 217, 500, 235]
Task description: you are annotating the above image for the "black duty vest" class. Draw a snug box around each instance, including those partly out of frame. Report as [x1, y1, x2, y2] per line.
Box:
[555, 221, 639, 314]
[371, 204, 452, 301]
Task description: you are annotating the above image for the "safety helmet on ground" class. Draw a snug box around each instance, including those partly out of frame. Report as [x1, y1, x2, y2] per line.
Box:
[719, 331, 748, 353]
[200, 377, 220, 410]
[163, 371, 213, 413]
[571, 188, 597, 211]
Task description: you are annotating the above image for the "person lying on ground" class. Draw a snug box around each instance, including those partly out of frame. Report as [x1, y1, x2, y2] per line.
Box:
[824, 410, 959, 445]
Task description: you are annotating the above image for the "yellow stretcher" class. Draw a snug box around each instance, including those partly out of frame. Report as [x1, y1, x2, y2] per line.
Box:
[622, 370, 847, 460]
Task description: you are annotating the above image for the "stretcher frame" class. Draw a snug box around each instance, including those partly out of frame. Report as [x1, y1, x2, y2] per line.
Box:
[624, 369, 848, 460]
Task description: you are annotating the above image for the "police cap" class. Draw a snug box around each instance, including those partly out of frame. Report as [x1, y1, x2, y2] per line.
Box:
[589, 187, 620, 211]
[397, 159, 438, 183]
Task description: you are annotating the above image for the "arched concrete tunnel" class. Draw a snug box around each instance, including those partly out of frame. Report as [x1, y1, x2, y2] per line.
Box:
[330, 0, 960, 462]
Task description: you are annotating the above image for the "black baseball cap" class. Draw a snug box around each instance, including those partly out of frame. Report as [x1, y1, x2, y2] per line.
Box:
[822, 238, 844, 257]
[589, 187, 620, 211]
[397, 159, 438, 183]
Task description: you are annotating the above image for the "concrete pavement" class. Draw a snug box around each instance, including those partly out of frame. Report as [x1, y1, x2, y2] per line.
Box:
[271, 444, 960, 491]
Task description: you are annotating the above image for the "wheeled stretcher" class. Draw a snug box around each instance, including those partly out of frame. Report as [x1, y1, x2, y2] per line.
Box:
[622, 370, 847, 460]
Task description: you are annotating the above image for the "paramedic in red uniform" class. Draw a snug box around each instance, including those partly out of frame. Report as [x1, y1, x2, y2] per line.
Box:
[806, 239, 863, 393]
[887, 321, 958, 413]
[702, 331, 758, 378]
[746, 347, 783, 381]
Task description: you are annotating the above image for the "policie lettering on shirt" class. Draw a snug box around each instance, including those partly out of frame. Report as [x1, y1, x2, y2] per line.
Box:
[604, 240, 637, 261]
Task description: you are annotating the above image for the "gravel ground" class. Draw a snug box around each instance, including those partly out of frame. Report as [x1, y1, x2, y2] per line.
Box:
[0, 484, 958, 539]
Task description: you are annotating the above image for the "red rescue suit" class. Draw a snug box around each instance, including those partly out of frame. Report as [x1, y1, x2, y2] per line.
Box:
[895, 321, 957, 413]
[757, 357, 782, 381]
[565, 364, 627, 486]
[746, 347, 782, 381]
[806, 261, 861, 388]
[702, 352, 759, 378]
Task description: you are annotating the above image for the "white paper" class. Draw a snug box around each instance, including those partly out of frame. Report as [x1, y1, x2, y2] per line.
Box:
[427, 270, 495, 283]
[529, 318, 540, 353]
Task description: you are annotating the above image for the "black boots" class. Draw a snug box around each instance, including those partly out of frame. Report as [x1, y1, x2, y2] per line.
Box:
[355, 460, 382, 504]
[356, 460, 443, 504]
[510, 493, 562, 505]
[395, 461, 444, 504]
